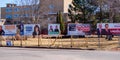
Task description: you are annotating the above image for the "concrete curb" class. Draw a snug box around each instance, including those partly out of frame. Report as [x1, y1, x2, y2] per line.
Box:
[0, 46, 96, 51]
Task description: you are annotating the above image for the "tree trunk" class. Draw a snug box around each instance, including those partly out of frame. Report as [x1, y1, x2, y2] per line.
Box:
[109, 8, 114, 23]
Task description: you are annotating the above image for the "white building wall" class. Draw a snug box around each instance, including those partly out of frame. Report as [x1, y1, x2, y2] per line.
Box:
[63, 0, 72, 13]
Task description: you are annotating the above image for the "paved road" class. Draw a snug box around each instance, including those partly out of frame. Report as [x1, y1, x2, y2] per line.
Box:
[0, 47, 120, 60]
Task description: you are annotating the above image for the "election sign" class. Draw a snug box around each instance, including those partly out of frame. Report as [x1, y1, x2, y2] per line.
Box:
[24, 24, 40, 36]
[2, 25, 17, 36]
[97, 23, 120, 35]
[48, 24, 60, 36]
[17, 24, 24, 35]
[68, 24, 90, 35]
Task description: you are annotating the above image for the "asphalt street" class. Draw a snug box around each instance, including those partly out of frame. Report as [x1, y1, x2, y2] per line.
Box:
[0, 47, 120, 60]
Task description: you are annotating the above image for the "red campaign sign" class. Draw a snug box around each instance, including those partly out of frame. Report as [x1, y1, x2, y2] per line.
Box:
[68, 24, 91, 35]
[97, 23, 120, 35]
[76, 25, 90, 32]
[110, 28, 120, 34]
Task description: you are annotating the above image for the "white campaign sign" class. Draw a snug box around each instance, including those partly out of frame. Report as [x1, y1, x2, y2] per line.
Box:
[48, 24, 60, 36]
[68, 24, 90, 35]
[97, 23, 120, 35]
[2, 25, 17, 36]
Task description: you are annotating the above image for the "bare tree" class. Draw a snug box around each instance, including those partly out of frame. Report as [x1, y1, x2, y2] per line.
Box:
[93, 0, 120, 22]
[106, 0, 120, 22]
[15, 0, 40, 24]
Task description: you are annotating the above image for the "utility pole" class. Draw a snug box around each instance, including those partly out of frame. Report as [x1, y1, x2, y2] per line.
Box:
[100, 0, 103, 23]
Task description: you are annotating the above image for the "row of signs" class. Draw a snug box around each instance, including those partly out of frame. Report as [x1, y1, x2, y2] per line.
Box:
[0, 24, 40, 36]
[0, 24, 60, 36]
[1, 23, 120, 36]
[68, 23, 120, 36]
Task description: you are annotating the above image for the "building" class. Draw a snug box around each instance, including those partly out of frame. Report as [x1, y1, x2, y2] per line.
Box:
[38, 0, 72, 28]
[1, 0, 72, 28]
[1, 3, 34, 24]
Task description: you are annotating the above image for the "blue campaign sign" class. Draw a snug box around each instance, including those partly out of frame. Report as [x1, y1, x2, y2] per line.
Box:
[24, 24, 40, 36]
[6, 40, 12, 46]
[25, 26, 33, 31]
[20, 24, 24, 35]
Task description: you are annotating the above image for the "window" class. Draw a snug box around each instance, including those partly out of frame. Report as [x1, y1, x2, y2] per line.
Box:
[32, 6, 39, 10]
[6, 8, 12, 12]
[49, 4, 54, 9]
[6, 15, 12, 19]
[49, 4, 55, 14]
[14, 8, 19, 12]
[48, 17, 54, 21]
[14, 14, 19, 18]
[23, 14, 29, 17]
[24, 8, 30, 11]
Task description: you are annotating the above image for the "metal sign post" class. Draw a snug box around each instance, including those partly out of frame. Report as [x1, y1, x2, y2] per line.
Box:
[98, 36, 101, 48]
[85, 35, 89, 48]
[70, 35, 73, 48]
[118, 35, 120, 48]
[38, 35, 41, 47]
[20, 36, 23, 47]
[0, 36, 2, 46]
[38, 35, 40, 47]
[12, 36, 14, 46]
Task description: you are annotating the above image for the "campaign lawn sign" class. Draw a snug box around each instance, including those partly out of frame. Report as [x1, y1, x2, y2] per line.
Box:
[48, 24, 60, 36]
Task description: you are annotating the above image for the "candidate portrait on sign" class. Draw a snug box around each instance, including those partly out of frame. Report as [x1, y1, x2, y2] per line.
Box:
[0, 26, 5, 35]
[97, 23, 103, 35]
[32, 25, 40, 38]
[49, 25, 54, 32]
[69, 24, 76, 31]
[54, 25, 59, 32]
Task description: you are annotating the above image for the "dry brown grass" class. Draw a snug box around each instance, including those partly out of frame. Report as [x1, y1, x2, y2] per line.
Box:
[1, 37, 120, 50]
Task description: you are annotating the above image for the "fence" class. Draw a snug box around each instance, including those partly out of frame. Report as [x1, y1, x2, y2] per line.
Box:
[0, 35, 120, 50]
